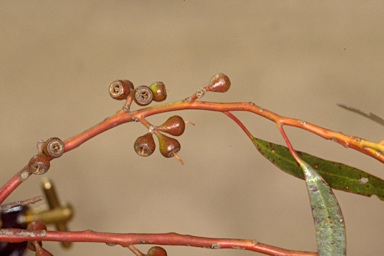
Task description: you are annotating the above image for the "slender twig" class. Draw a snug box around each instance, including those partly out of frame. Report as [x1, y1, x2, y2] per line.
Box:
[0, 195, 43, 212]
[128, 245, 145, 256]
[63, 101, 384, 162]
[0, 229, 317, 256]
[1, 89, 382, 254]
[2, 101, 384, 205]
[0, 168, 30, 205]
[223, 112, 254, 140]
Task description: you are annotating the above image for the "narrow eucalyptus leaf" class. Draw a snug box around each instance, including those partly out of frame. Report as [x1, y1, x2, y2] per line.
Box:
[300, 160, 346, 255]
[337, 104, 384, 127]
[252, 137, 384, 201]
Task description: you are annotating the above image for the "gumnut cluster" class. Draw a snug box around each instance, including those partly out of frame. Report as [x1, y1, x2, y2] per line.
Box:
[108, 79, 167, 109]
[28, 137, 64, 175]
[134, 115, 186, 164]
[110, 73, 231, 164]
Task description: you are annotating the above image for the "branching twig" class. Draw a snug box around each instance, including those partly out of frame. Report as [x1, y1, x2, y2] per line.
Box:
[0, 229, 317, 256]
[0, 195, 43, 212]
[1, 76, 382, 254]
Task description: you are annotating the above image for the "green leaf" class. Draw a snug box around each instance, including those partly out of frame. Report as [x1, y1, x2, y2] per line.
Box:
[299, 160, 346, 255]
[252, 137, 384, 201]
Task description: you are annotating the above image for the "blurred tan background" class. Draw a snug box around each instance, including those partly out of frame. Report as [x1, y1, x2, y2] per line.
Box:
[1, 1, 383, 255]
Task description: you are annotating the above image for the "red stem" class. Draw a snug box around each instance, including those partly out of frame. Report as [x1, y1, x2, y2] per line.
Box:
[0, 229, 317, 256]
[1, 98, 382, 254]
[62, 101, 384, 162]
[2, 100, 383, 204]
[0, 168, 29, 205]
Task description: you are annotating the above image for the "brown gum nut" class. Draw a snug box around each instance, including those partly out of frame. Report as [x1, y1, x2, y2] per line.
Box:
[28, 154, 50, 175]
[134, 85, 154, 106]
[149, 81, 167, 102]
[109, 80, 134, 100]
[43, 137, 64, 158]
[205, 73, 231, 93]
[157, 115, 185, 136]
[134, 133, 156, 157]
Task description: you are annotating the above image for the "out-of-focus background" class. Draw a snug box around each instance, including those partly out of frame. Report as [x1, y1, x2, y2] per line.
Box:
[1, 2, 383, 255]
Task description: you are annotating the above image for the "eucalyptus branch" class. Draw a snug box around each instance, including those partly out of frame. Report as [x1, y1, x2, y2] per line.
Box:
[0, 196, 43, 212]
[0, 73, 381, 255]
[0, 229, 317, 256]
[2, 100, 383, 205]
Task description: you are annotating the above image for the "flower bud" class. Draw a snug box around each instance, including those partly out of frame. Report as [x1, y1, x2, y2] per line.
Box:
[156, 132, 181, 158]
[204, 73, 231, 93]
[157, 115, 185, 136]
[149, 81, 167, 102]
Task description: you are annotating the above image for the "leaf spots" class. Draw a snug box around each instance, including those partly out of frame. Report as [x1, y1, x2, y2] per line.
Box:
[309, 184, 319, 192]
[358, 177, 369, 184]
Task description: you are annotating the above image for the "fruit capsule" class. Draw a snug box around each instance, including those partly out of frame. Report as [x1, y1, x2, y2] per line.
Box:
[147, 246, 167, 256]
[27, 221, 47, 252]
[28, 154, 50, 175]
[134, 133, 156, 157]
[156, 132, 181, 158]
[204, 73, 231, 93]
[134, 85, 154, 106]
[109, 80, 134, 100]
[149, 81, 167, 102]
[156, 115, 185, 136]
[42, 137, 64, 158]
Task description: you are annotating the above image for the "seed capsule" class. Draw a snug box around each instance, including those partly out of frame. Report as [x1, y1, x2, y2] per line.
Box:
[27, 221, 47, 252]
[157, 115, 185, 136]
[156, 132, 181, 158]
[28, 154, 50, 175]
[43, 137, 64, 158]
[134, 85, 154, 106]
[147, 246, 167, 256]
[149, 81, 167, 102]
[109, 80, 134, 100]
[204, 73, 231, 93]
[134, 133, 156, 157]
